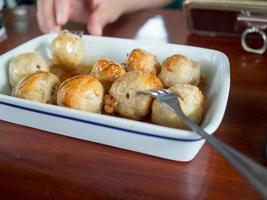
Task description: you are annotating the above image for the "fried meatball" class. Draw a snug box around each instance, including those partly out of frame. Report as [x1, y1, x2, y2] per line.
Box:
[57, 75, 104, 113]
[90, 58, 126, 91]
[50, 64, 78, 83]
[9, 52, 49, 87]
[104, 71, 163, 120]
[51, 30, 85, 71]
[12, 71, 60, 104]
[151, 84, 204, 129]
[159, 54, 200, 87]
[126, 48, 160, 75]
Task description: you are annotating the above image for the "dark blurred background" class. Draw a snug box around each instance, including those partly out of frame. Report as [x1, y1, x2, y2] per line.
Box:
[4, 0, 35, 7]
[5, 0, 182, 9]
[16, 0, 36, 4]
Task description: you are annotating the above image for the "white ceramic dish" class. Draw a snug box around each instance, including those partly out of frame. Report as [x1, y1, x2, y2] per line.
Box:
[0, 34, 230, 161]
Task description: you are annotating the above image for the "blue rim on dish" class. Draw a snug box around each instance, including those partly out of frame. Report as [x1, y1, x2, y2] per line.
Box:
[0, 101, 204, 142]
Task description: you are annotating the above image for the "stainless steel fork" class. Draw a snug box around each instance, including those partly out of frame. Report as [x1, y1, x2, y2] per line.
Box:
[138, 89, 267, 198]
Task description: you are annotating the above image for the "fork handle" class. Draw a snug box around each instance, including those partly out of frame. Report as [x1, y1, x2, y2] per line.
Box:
[165, 103, 267, 198]
[190, 120, 267, 198]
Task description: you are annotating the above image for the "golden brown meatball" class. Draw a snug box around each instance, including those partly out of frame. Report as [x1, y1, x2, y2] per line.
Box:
[51, 30, 85, 71]
[50, 64, 79, 83]
[75, 64, 93, 75]
[104, 71, 163, 120]
[159, 54, 200, 87]
[90, 58, 126, 91]
[126, 48, 160, 75]
[11, 71, 60, 104]
[9, 52, 49, 87]
[151, 84, 204, 129]
[57, 75, 104, 113]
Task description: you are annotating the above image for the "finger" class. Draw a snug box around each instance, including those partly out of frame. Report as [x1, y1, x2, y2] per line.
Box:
[87, 2, 122, 36]
[69, 0, 90, 23]
[55, 0, 71, 25]
[36, 0, 47, 32]
[37, 0, 59, 33]
[89, 0, 103, 10]
[87, 13, 103, 36]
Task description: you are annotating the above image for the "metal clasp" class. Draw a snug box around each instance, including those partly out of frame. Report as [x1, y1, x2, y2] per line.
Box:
[238, 13, 267, 54]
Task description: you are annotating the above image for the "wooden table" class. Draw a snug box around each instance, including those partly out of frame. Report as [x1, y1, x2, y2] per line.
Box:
[0, 6, 267, 200]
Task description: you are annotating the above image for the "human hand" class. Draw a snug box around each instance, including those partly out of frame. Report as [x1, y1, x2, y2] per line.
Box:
[36, 0, 174, 35]
[37, 0, 126, 35]
[37, 0, 88, 33]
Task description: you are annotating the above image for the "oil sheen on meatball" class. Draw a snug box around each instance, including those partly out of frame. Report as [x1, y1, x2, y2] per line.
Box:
[9, 52, 49, 87]
[12, 71, 60, 104]
[104, 71, 163, 120]
[90, 58, 126, 91]
[151, 83, 204, 129]
[51, 30, 85, 71]
[50, 64, 79, 83]
[126, 48, 160, 75]
[57, 75, 104, 113]
[159, 54, 200, 87]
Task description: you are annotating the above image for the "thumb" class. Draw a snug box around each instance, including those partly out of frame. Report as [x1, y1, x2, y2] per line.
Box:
[87, 13, 103, 36]
[55, 0, 71, 25]
[89, 0, 103, 10]
[87, 2, 122, 36]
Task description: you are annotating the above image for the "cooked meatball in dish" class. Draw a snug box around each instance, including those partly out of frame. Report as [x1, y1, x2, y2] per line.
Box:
[9, 52, 49, 87]
[151, 83, 204, 129]
[50, 64, 79, 83]
[51, 30, 85, 71]
[90, 58, 126, 91]
[104, 71, 163, 120]
[57, 75, 104, 113]
[12, 71, 60, 104]
[159, 54, 200, 87]
[126, 48, 160, 75]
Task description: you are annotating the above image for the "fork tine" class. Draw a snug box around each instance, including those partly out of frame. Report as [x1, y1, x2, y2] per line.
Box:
[136, 90, 156, 96]
[149, 89, 160, 94]
[149, 90, 161, 96]
[156, 90, 165, 95]
[137, 89, 173, 97]
[162, 89, 171, 94]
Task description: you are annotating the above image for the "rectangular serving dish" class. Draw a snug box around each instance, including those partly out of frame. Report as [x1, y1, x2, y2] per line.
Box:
[0, 34, 230, 161]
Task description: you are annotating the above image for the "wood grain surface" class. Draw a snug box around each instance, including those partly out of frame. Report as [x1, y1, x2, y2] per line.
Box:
[0, 6, 266, 200]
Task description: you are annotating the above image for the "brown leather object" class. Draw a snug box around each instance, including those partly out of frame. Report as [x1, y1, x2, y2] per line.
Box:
[184, 0, 267, 37]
